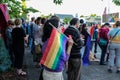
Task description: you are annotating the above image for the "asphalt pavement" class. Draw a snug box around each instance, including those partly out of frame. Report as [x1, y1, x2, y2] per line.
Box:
[24, 44, 120, 80]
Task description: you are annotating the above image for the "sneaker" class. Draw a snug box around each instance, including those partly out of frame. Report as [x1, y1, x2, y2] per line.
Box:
[100, 62, 107, 65]
[108, 69, 112, 73]
[17, 69, 27, 76]
[116, 70, 120, 73]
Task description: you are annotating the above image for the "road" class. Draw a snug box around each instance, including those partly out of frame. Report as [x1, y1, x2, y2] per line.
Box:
[24, 44, 120, 80]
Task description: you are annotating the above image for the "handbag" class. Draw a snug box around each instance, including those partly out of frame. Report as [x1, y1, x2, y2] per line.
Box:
[35, 45, 41, 54]
[98, 38, 107, 45]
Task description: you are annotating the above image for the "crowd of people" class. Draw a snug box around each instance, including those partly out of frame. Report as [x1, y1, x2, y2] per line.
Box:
[0, 15, 120, 80]
[89, 21, 120, 74]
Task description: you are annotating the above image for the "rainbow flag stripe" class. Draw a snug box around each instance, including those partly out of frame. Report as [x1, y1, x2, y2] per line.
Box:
[40, 28, 68, 71]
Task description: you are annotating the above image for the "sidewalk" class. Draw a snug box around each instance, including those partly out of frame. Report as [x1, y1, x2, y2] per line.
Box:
[81, 44, 120, 80]
[24, 46, 120, 80]
[24, 47, 40, 80]
[81, 61, 120, 80]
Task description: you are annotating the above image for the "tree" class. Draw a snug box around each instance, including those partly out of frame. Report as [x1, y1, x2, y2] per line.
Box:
[53, 0, 120, 6]
[46, 13, 53, 19]
[63, 17, 71, 24]
[40, 13, 53, 19]
[112, 0, 120, 6]
[0, 0, 39, 19]
[53, 0, 120, 5]
[53, 0, 63, 5]
[80, 15, 85, 18]
[40, 14, 47, 18]
[90, 14, 97, 18]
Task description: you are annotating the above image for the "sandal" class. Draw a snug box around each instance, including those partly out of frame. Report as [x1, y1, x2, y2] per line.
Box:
[18, 70, 27, 76]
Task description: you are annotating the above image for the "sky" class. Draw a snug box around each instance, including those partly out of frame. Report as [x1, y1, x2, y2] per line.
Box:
[26, 0, 120, 17]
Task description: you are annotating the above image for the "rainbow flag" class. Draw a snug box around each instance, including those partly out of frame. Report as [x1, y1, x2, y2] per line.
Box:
[40, 28, 68, 71]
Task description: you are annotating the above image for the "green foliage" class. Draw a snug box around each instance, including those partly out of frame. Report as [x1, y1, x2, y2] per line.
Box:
[63, 17, 71, 24]
[40, 14, 47, 18]
[22, 7, 39, 19]
[53, 0, 63, 5]
[7, 0, 23, 18]
[90, 14, 97, 17]
[80, 15, 85, 18]
[0, 0, 39, 19]
[53, 0, 120, 6]
[26, 7, 39, 13]
[46, 13, 53, 19]
[0, 0, 4, 3]
[40, 13, 53, 19]
[112, 0, 120, 6]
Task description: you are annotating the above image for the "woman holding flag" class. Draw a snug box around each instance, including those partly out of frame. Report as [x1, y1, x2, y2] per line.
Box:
[40, 16, 74, 80]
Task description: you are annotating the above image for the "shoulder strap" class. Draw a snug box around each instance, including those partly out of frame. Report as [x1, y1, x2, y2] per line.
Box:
[111, 29, 120, 40]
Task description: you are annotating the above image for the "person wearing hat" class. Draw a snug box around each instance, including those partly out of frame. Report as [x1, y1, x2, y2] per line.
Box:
[104, 22, 111, 27]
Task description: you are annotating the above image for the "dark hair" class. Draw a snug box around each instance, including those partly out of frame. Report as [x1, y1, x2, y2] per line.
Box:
[104, 22, 110, 27]
[7, 19, 14, 26]
[80, 23, 87, 32]
[14, 18, 22, 26]
[82, 24, 86, 29]
[42, 18, 60, 42]
[101, 25, 105, 28]
[31, 17, 35, 21]
[36, 17, 41, 24]
[36, 17, 41, 21]
[41, 18, 46, 24]
[50, 15, 60, 21]
[0, 29, 1, 34]
[21, 18, 25, 23]
[80, 19, 84, 24]
[115, 21, 120, 27]
[70, 18, 79, 25]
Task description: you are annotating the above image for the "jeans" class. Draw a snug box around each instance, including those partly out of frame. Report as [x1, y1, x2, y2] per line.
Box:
[99, 44, 107, 64]
[91, 40, 98, 54]
[108, 43, 120, 67]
